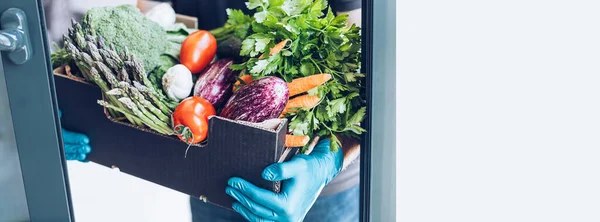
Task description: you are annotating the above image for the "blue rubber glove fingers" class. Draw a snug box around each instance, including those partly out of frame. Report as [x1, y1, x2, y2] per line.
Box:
[226, 183, 279, 221]
[226, 171, 309, 221]
[262, 155, 308, 182]
[263, 139, 343, 185]
[59, 109, 91, 162]
[226, 139, 344, 222]
[62, 128, 91, 162]
[59, 108, 89, 145]
[61, 128, 90, 145]
[65, 153, 88, 162]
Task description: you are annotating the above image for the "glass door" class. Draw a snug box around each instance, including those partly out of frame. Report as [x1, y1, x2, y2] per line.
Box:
[0, 0, 74, 221]
[0, 0, 396, 221]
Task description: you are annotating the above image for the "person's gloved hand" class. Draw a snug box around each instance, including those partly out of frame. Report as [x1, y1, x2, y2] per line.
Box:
[58, 109, 91, 162]
[226, 138, 343, 222]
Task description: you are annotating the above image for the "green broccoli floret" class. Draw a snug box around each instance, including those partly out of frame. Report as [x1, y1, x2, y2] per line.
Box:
[83, 5, 169, 72]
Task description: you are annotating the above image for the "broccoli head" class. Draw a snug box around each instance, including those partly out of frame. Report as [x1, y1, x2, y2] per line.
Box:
[83, 5, 169, 72]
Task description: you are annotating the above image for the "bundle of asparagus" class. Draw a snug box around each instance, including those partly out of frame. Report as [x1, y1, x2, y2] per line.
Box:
[62, 17, 175, 135]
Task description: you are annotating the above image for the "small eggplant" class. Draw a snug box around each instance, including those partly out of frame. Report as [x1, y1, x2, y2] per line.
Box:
[220, 76, 289, 123]
[193, 58, 239, 109]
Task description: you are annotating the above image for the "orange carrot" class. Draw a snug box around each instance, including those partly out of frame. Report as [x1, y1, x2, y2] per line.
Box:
[285, 134, 310, 147]
[287, 74, 332, 97]
[233, 75, 253, 92]
[280, 94, 321, 117]
[259, 39, 290, 59]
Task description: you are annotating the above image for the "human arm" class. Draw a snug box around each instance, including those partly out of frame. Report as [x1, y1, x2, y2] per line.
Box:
[338, 135, 361, 170]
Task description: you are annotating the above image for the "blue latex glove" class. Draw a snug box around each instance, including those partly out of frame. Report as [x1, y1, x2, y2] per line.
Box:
[58, 109, 91, 162]
[226, 139, 343, 222]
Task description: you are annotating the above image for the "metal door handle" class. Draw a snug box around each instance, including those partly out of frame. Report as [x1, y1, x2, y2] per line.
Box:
[0, 8, 31, 64]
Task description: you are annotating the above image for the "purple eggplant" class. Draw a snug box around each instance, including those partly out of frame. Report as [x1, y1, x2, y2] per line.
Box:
[193, 59, 239, 109]
[220, 76, 289, 123]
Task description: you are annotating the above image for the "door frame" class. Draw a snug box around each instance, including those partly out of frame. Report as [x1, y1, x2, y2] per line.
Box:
[1, 0, 74, 221]
[361, 0, 396, 221]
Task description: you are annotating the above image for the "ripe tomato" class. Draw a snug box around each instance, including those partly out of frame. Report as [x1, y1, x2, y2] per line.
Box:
[180, 30, 217, 74]
[172, 96, 216, 144]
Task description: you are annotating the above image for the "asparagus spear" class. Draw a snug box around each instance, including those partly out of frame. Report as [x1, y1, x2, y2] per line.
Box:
[132, 80, 173, 115]
[119, 82, 170, 124]
[64, 24, 142, 126]
[61, 18, 176, 136]
[117, 98, 172, 134]
[125, 84, 170, 122]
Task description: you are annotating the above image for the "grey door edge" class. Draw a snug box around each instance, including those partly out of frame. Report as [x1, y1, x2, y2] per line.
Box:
[1, 0, 74, 221]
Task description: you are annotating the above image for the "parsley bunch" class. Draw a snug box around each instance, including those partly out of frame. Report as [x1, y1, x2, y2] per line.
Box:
[215, 0, 366, 151]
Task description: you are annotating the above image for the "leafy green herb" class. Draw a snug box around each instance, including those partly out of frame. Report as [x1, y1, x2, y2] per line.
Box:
[210, 9, 254, 42]
[217, 0, 366, 152]
[50, 43, 72, 69]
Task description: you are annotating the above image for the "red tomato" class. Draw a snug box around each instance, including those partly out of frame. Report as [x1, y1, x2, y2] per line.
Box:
[180, 30, 217, 74]
[172, 96, 216, 144]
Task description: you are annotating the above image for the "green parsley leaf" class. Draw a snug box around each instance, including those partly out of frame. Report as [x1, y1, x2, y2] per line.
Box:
[227, 9, 253, 25]
[308, 0, 326, 17]
[252, 23, 270, 34]
[315, 105, 327, 122]
[255, 11, 268, 23]
[234, 24, 252, 39]
[325, 7, 335, 23]
[331, 119, 340, 131]
[254, 38, 271, 55]
[229, 63, 247, 71]
[246, 0, 264, 10]
[300, 62, 315, 76]
[347, 107, 366, 126]
[330, 133, 341, 152]
[307, 87, 319, 96]
[290, 114, 309, 135]
[250, 59, 269, 74]
[344, 72, 359, 82]
[281, 0, 309, 16]
[263, 54, 282, 75]
[240, 38, 256, 56]
[344, 125, 366, 135]
[327, 98, 347, 117]
[267, 7, 287, 18]
[269, 0, 284, 7]
[331, 14, 349, 27]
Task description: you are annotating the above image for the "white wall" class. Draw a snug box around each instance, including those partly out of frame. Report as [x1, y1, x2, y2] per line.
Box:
[67, 162, 191, 222]
[398, 0, 600, 221]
